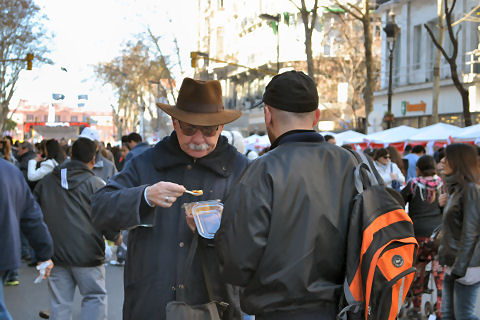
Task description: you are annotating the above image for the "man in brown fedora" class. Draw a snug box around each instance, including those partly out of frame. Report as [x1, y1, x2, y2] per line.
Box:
[91, 78, 248, 320]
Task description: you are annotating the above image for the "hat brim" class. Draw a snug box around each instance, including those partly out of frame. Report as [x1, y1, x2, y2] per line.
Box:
[156, 102, 242, 126]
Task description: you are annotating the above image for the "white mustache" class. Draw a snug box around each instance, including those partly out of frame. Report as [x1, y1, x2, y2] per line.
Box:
[187, 143, 210, 151]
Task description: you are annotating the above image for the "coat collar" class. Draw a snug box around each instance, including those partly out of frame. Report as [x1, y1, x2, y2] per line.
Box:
[152, 131, 238, 177]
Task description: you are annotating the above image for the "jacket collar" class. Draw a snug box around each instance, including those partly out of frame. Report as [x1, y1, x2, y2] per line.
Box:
[270, 130, 324, 150]
[152, 131, 238, 177]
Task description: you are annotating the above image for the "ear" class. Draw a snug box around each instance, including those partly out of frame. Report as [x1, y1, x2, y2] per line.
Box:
[87, 157, 96, 170]
[313, 109, 321, 128]
[264, 105, 272, 127]
[172, 118, 178, 131]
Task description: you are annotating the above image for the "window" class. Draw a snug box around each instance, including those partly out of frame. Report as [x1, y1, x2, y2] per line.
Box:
[71, 115, 78, 122]
[413, 25, 422, 69]
[55, 115, 61, 122]
[26, 114, 34, 121]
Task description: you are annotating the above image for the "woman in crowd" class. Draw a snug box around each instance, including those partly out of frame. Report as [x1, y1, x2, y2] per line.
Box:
[401, 155, 444, 319]
[387, 145, 407, 178]
[439, 143, 480, 320]
[0, 138, 17, 164]
[373, 147, 405, 190]
[28, 139, 66, 182]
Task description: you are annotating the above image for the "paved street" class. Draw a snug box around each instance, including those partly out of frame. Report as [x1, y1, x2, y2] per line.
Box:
[4, 262, 124, 319]
[4, 261, 480, 319]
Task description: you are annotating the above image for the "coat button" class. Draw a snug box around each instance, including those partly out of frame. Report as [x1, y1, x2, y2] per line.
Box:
[179, 242, 184, 248]
[186, 164, 192, 170]
[178, 284, 184, 289]
[222, 166, 227, 171]
[171, 286, 176, 291]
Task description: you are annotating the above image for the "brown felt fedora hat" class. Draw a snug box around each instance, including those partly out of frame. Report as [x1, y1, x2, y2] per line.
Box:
[156, 78, 242, 126]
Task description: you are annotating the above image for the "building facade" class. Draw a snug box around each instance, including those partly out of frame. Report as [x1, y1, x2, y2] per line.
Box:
[374, 0, 480, 129]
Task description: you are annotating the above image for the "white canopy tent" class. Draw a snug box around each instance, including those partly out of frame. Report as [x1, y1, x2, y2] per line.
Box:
[407, 123, 462, 142]
[452, 124, 480, 140]
[365, 125, 419, 144]
[338, 130, 367, 145]
[32, 124, 80, 140]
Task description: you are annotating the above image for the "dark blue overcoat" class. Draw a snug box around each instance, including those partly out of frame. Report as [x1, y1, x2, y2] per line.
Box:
[92, 132, 248, 320]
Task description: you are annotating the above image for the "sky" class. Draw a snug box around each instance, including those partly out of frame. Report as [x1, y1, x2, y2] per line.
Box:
[12, 0, 198, 111]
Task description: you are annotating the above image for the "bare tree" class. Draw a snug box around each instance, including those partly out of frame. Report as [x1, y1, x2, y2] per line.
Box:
[0, 0, 51, 132]
[333, 0, 375, 120]
[95, 39, 170, 138]
[425, 0, 472, 126]
[289, 0, 319, 81]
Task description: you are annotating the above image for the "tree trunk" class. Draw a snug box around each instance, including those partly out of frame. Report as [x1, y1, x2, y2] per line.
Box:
[363, 1, 374, 119]
[431, 0, 444, 125]
[449, 59, 471, 126]
[305, 31, 315, 80]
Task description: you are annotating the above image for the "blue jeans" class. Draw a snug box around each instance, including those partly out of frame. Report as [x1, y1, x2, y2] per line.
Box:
[441, 274, 480, 320]
[0, 271, 13, 320]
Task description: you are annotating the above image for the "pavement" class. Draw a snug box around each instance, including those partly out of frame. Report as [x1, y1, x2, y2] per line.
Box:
[4, 262, 124, 320]
[4, 261, 480, 319]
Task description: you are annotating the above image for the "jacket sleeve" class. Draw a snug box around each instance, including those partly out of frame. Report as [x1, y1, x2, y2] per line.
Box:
[91, 158, 155, 232]
[20, 176, 53, 262]
[28, 159, 54, 181]
[451, 183, 480, 277]
[393, 163, 405, 184]
[401, 181, 412, 204]
[215, 160, 272, 287]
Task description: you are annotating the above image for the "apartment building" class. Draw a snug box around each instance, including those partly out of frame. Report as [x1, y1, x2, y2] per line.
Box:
[374, 0, 480, 128]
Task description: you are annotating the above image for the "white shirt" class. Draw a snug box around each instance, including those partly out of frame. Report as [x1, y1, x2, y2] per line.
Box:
[27, 158, 58, 181]
[374, 160, 406, 188]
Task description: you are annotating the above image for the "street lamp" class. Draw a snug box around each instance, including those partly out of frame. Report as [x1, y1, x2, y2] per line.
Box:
[383, 11, 399, 129]
[259, 13, 281, 73]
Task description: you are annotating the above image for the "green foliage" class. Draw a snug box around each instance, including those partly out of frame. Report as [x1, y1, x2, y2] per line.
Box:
[4, 118, 17, 132]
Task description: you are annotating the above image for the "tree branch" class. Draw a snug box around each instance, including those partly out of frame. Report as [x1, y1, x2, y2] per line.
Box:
[333, 1, 362, 20]
[424, 23, 450, 61]
[288, 0, 301, 11]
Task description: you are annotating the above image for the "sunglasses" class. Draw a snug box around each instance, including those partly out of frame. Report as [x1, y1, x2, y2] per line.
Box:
[383, 155, 390, 159]
[177, 120, 219, 137]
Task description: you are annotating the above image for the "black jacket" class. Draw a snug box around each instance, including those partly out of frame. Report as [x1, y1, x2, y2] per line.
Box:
[16, 150, 37, 189]
[34, 160, 112, 267]
[91, 132, 249, 320]
[401, 177, 443, 237]
[216, 131, 357, 316]
[439, 176, 480, 277]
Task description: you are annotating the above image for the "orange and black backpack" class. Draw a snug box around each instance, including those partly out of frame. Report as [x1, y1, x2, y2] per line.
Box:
[338, 151, 418, 320]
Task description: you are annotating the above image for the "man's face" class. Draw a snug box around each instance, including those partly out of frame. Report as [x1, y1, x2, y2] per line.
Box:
[173, 119, 224, 159]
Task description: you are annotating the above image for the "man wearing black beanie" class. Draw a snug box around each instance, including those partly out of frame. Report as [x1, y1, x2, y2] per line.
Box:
[216, 71, 358, 320]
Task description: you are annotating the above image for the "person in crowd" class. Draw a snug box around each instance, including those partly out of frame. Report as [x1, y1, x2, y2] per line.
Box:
[99, 141, 115, 163]
[215, 71, 360, 319]
[91, 78, 248, 320]
[404, 144, 413, 156]
[123, 132, 150, 166]
[79, 127, 117, 182]
[438, 143, 480, 320]
[0, 138, 17, 164]
[28, 139, 66, 182]
[404, 145, 426, 181]
[387, 145, 407, 178]
[16, 142, 37, 181]
[373, 148, 405, 191]
[0, 158, 54, 320]
[4, 135, 17, 159]
[324, 134, 336, 144]
[33, 138, 119, 320]
[401, 155, 444, 319]
[221, 130, 245, 154]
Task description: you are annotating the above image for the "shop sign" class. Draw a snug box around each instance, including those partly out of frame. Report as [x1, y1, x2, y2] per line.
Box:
[402, 101, 426, 113]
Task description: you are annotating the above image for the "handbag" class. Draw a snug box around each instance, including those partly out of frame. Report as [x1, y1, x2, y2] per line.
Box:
[166, 234, 228, 320]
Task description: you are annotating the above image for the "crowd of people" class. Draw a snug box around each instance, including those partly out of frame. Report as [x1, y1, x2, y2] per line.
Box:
[1, 70, 479, 320]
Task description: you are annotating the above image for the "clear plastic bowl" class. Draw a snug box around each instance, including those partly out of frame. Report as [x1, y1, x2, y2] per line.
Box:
[184, 200, 223, 239]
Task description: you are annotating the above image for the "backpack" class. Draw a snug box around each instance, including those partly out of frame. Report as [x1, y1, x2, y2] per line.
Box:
[338, 151, 418, 320]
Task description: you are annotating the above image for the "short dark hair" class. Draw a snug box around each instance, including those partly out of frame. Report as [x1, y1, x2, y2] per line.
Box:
[121, 135, 129, 144]
[45, 139, 66, 164]
[20, 141, 33, 151]
[324, 135, 335, 142]
[72, 138, 97, 163]
[412, 145, 426, 154]
[127, 132, 142, 143]
[373, 148, 389, 161]
[416, 155, 437, 177]
[404, 144, 412, 153]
